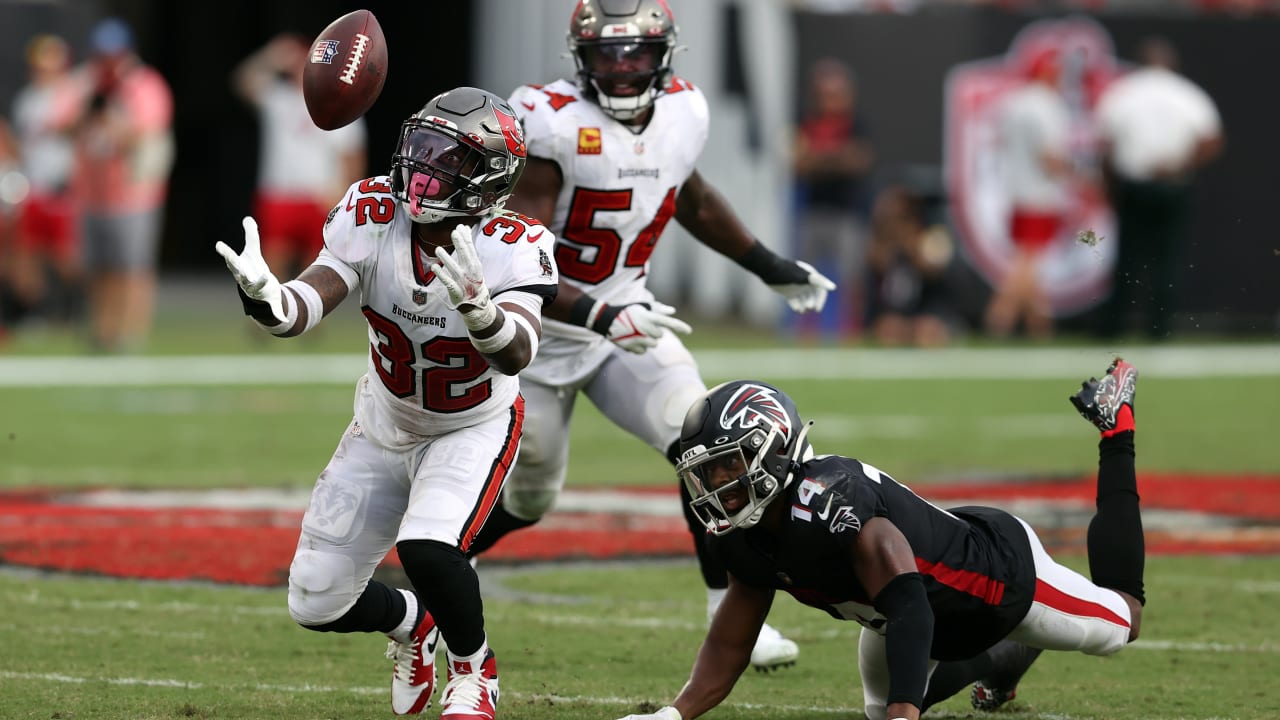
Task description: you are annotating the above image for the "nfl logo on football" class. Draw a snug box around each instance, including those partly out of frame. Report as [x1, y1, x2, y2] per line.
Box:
[311, 39, 340, 64]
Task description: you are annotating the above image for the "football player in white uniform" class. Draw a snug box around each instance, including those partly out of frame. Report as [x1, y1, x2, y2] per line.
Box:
[216, 87, 557, 720]
[464, 0, 835, 672]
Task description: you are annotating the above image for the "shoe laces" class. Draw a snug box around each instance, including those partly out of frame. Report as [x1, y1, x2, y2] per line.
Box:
[443, 670, 487, 710]
[386, 637, 423, 684]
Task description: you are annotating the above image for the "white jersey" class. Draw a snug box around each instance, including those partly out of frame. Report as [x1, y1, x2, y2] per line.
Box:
[509, 78, 708, 370]
[257, 79, 366, 198]
[1095, 67, 1221, 182]
[998, 83, 1071, 212]
[316, 176, 559, 448]
[11, 81, 75, 193]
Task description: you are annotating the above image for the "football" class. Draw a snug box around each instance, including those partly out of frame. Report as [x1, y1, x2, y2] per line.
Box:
[302, 9, 388, 130]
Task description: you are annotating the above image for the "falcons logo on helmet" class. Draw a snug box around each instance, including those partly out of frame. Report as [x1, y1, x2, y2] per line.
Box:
[719, 384, 792, 439]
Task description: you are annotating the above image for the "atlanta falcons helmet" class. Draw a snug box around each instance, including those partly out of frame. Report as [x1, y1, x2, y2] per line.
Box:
[566, 0, 680, 121]
[676, 381, 813, 535]
[390, 87, 528, 224]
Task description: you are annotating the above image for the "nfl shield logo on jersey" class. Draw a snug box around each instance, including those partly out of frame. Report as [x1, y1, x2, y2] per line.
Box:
[412, 288, 428, 305]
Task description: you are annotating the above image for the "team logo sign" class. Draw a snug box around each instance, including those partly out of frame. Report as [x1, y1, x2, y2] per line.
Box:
[718, 384, 792, 439]
[944, 17, 1123, 314]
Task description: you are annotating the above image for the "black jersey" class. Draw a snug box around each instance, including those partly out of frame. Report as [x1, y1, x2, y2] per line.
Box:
[709, 455, 1037, 661]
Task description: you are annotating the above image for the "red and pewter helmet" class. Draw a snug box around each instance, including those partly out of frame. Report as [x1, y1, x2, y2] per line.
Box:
[567, 0, 679, 121]
[390, 87, 527, 224]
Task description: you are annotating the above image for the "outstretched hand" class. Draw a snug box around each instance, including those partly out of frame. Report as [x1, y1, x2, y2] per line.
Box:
[617, 707, 681, 720]
[769, 260, 836, 313]
[215, 216, 285, 320]
[432, 223, 497, 329]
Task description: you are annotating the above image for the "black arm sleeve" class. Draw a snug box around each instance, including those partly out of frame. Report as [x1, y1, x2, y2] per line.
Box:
[734, 240, 809, 285]
[873, 571, 934, 710]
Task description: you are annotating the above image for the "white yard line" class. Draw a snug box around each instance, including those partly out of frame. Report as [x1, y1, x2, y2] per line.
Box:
[1, 344, 1277, 386]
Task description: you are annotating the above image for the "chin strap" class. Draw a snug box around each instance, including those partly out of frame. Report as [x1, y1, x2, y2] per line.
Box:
[781, 421, 814, 489]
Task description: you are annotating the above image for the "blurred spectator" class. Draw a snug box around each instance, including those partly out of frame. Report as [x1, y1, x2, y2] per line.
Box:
[71, 18, 174, 353]
[0, 118, 21, 344]
[791, 58, 874, 339]
[9, 34, 82, 328]
[984, 47, 1073, 340]
[865, 178, 959, 347]
[233, 33, 367, 280]
[1094, 36, 1223, 340]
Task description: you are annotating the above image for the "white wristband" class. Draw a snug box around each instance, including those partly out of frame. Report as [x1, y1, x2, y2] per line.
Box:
[283, 280, 324, 335]
[469, 316, 517, 354]
[256, 288, 297, 336]
[508, 312, 538, 362]
[459, 300, 498, 332]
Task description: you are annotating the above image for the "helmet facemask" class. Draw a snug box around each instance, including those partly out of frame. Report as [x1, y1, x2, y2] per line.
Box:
[390, 118, 517, 224]
[678, 422, 811, 536]
[571, 37, 674, 121]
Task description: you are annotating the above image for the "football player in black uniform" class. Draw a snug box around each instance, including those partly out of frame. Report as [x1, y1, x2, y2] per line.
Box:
[618, 360, 1143, 720]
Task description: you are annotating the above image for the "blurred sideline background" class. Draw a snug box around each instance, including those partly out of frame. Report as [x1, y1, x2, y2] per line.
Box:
[0, 0, 1276, 347]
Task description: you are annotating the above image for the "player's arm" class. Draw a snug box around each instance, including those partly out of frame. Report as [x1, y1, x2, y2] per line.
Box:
[510, 155, 691, 352]
[619, 574, 768, 720]
[501, 156, 587, 330]
[216, 217, 349, 338]
[232, 34, 301, 105]
[432, 225, 539, 376]
[854, 517, 934, 720]
[674, 169, 835, 313]
[478, 300, 541, 376]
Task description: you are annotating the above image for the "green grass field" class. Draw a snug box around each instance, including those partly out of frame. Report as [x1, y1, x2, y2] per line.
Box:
[4, 556, 1280, 720]
[2, 283, 1280, 719]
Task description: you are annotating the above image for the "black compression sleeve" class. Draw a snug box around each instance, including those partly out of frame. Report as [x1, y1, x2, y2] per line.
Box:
[873, 572, 934, 710]
[568, 294, 596, 327]
[734, 241, 808, 285]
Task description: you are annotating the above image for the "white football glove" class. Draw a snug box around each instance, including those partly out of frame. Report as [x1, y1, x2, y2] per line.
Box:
[602, 301, 692, 354]
[432, 223, 497, 330]
[215, 216, 286, 322]
[769, 260, 836, 313]
[617, 707, 681, 720]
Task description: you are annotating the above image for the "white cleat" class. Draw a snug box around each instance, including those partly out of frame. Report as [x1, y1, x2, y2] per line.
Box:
[750, 622, 799, 672]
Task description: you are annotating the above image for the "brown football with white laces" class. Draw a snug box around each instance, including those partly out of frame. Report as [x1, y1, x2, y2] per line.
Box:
[302, 9, 387, 130]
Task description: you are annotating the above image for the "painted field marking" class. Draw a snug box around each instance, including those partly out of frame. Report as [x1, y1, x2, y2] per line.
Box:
[1, 344, 1277, 386]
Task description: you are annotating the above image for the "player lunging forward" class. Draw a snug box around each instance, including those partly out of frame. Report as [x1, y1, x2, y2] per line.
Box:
[466, 0, 835, 672]
[217, 87, 558, 719]
[619, 359, 1143, 720]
